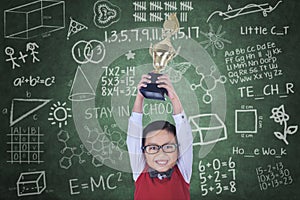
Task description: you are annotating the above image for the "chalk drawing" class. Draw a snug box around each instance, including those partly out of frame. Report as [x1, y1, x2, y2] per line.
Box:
[4, 0, 65, 39]
[7, 126, 44, 164]
[207, 1, 282, 22]
[67, 17, 88, 40]
[26, 42, 40, 63]
[5, 47, 20, 69]
[48, 101, 72, 128]
[71, 40, 106, 64]
[189, 113, 227, 145]
[200, 24, 231, 57]
[10, 98, 51, 126]
[191, 66, 227, 104]
[270, 105, 298, 145]
[68, 66, 96, 101]
[93, 0, 121, 28]
[161, 61, 191, 83]
[133, 1, 193, 22]
[17, 171, 46, 196]
[125, 50, 136, 60]
[235, 109, 258, 133]
[57, 130, 87, 169]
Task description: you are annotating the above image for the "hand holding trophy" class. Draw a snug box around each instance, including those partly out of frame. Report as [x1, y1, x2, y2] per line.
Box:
[140, 13, 180, 100]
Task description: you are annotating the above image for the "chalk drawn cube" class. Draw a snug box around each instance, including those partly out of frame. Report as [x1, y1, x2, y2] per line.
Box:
[17, 171, 46, 196]
[189, 114, 227, 145]
[4, 0, 65, 39]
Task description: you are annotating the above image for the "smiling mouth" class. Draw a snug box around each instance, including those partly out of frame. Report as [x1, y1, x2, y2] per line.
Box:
[155, 160, 168, 166]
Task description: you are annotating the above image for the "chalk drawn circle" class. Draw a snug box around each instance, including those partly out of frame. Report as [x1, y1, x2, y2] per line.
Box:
[84, 40, 106, 64]
[5, 47, 14, 55]
[72, 27, 227, 172]
[71, 40, 89, 64]
[53, 107, 68, 121]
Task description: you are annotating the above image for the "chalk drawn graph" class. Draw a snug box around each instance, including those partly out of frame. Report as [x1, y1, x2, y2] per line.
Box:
[207, 1, 282, 22]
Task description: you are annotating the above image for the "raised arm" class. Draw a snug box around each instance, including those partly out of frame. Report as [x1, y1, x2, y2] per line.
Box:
[127, 74, 151, 181]
[157, 75, 193, 183]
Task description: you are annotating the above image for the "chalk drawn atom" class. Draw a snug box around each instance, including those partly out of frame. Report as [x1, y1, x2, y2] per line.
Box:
[191, 66, 226, 104]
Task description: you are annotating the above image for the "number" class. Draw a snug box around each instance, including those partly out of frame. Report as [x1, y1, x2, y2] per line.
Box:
[192, 26, 199, 38]
[213, 159, 220, 170]
[120, 30, 128, 42]
[215, 183, 222, 194]
[214, 171, 220, 182]
[198, 160, 206, 172]
[228, 169, 236, 180]
[271, 179, 279, 188]
[228, 157, 235, 168]
[177, 27, 185, 39]
[131, 29, 139, 41]
[102, 87, 107, 96]
[283, 176, 293, 185]
[141, 29, 149, 41]
[256, 167, 263, 175]
[276, 162, 283, 170]
[113, 76, 120, 86]
[96, 44, 103, 55]
[117, 172, 122, 181]
[229, 181, 236, 193]
[126, 76, 135, 86]
[199, 172, 206, 184]
[200, 184, 208, 196]
[101, 76, 108, 86]
[104, 31, 108, 42]
[110, 30, 118, 43]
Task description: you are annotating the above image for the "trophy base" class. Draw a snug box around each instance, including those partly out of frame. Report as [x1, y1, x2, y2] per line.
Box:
[140, 73, 167, 101]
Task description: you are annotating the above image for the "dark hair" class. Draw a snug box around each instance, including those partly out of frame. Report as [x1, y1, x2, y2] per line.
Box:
[142, 120, 177, 152]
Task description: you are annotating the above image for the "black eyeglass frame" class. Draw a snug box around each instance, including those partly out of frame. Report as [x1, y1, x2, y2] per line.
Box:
[142, 143, 178, 154]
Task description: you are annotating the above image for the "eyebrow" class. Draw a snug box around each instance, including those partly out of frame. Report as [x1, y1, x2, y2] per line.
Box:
[144, 141, 176, 146]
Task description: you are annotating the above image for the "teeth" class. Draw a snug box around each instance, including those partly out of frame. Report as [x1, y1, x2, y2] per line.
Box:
[156, 160, 168, 165]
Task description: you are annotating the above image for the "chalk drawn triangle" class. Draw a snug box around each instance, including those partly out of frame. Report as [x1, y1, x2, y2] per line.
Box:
[10, 98, 51, 126]
[67, 17, 88, 40]
[68, 66, 96, 101]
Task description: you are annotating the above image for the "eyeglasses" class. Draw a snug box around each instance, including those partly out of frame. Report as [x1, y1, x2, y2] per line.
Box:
[142, 143, 178, 154]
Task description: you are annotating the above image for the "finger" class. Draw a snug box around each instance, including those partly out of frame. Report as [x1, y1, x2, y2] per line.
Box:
[140, 74, 151, 83]
[157, 75, 170, 83]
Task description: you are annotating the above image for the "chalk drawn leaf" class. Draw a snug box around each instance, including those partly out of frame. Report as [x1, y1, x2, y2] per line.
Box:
[286, 125, 298, 135]
[273, 131, 284, 140]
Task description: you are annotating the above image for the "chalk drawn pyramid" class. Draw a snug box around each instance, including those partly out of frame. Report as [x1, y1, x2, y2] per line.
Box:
[68, 66, 96, 101]
[10, 98, 51, 126]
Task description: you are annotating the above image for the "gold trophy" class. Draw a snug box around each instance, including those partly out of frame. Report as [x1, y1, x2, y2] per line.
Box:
[140, 13, 180, 100]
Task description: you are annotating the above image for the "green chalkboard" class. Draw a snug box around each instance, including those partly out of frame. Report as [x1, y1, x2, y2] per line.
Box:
[1, 0, 300, 199]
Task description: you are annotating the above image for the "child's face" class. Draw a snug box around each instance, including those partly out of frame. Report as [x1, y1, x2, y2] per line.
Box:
[144, 129, 178, 172]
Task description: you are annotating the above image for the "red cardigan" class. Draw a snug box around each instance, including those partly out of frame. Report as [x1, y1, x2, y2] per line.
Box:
[134, 165, 190, 200]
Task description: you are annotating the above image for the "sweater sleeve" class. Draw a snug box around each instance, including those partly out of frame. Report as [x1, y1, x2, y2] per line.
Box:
[126, 112, 146, 181]
[173, 111, 193, 184]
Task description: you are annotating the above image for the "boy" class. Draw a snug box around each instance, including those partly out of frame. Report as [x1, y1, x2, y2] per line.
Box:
[127, 74, 193, 200]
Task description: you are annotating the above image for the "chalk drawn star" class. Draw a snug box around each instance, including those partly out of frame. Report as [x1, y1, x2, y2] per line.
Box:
[125, 50, 135, 60]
